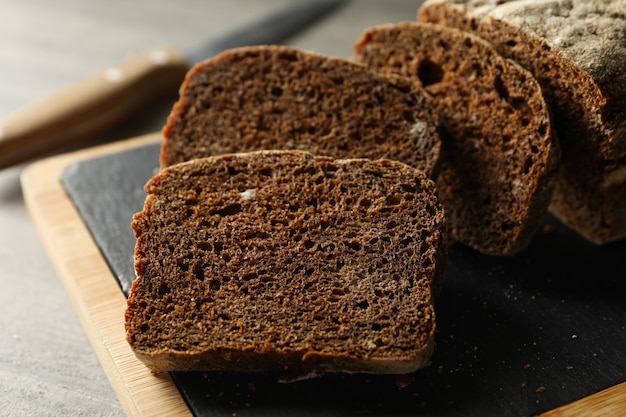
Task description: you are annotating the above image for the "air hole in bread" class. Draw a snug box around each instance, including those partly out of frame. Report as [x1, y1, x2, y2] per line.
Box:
[501, 222, 515, 232]
[365, 170, 383, 179]
[346, 241, 362, 251]
[209, 279, 221, 291]
[332, 288, 346, 296]
[259, 168, 273, 177]
[371, 323, 382, 331]
[469, 18, 478, 31]
[386, 195, 402, 206]
[214, 242, 224, 253]
[270, 87, 283, 97]
[271, 217, 288, 227]
[417, 58, 444, 86]
[276, 51, 298, 62]
[523, 157, 534, 174]
[348, 131, 361, 142]
[158, 284, 170, 296]
[213, 204, 242, 217]
[197, 241, 211, 251]
[194, 266, 204, 281]
[242, 272, 256, 281]
[345, 230, 357, 239]
[472, 62, 483, 77]
[494, 74, 510, 101]
[357, 300, 369, 310]
[438, 39, 451, 50]
[511, 97, 530, 113]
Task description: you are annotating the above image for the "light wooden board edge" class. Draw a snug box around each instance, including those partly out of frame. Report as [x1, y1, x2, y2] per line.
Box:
[19, 133, 626, 417]
[20, 133, 192, 417]
[539, 381, 626, 417]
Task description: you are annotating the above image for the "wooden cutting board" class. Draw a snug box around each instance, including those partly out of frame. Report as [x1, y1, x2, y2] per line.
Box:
[21, 134, 626, 417]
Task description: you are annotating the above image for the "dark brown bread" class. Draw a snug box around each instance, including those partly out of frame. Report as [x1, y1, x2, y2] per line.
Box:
[160, 45, 441, 177]
[418, 0, 626, 244]
[126, 150, 447, 374]
[354, 22, 559, 255]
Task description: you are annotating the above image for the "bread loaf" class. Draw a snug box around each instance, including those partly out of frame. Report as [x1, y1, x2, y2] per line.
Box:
[354, 22, 559, 255]
[160, 45, 441, 177]
[418, 0, 626, 244]
[125, 150, 447, 374]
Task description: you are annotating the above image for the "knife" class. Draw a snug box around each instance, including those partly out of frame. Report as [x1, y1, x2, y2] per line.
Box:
[0, 0, 345, 169]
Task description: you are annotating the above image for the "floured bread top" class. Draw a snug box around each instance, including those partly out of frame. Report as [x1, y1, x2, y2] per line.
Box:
[437, 0, 626, 88]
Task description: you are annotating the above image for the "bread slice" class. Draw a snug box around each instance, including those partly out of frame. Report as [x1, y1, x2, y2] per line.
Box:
[354, 22, 559, 255]
[125, 150, 447, 374]
[418, 0, 626, 244]
[160, 45, 441, 177]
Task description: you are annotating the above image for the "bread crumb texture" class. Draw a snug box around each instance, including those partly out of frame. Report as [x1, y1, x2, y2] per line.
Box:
[354, 22, 559, 255]
[126, 150, 446, 374]
[161, 45, 441, 177]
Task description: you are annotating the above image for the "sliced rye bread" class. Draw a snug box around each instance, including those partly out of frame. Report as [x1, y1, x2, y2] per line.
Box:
[354, 22, 559, 256]
[125, 150, 447, 374]
[418, 0, 626, 244]
[160, 45, 441, 178]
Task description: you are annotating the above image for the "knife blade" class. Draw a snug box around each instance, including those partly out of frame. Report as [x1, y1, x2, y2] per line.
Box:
[0, 0, 345, 169]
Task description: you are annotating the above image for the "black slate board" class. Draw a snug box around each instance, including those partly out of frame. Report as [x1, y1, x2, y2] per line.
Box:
[62, 144, 626, 417]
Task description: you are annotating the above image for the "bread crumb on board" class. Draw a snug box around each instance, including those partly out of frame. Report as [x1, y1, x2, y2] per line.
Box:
[395, 374, 416, 389]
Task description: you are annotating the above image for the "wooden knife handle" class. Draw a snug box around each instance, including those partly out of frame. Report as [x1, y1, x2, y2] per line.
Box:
[0, 47, 188, 169]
